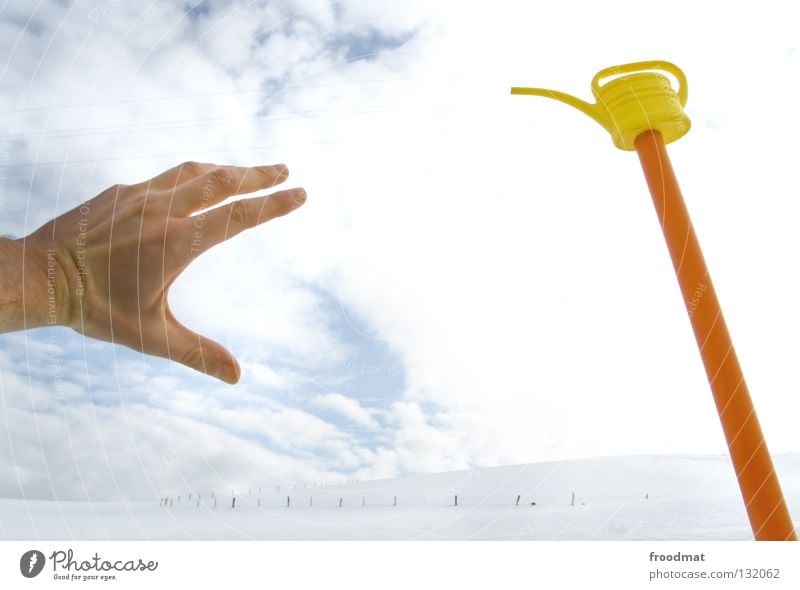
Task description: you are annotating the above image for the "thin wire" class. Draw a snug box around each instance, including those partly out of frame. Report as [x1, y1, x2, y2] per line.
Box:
[6, 103, 455, 141]
[3, 137, 370, 168]
[0, 73, 463, 114]
[7, 125, 545, 168]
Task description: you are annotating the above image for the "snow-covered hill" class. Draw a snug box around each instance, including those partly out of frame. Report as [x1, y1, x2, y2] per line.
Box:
[3, 454, 799, 540]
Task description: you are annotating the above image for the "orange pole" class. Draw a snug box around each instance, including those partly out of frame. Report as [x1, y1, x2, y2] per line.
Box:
[635, 129, 796, 541]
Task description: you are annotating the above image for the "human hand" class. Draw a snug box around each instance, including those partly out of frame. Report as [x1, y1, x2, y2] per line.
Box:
[22, 162, 306, 384]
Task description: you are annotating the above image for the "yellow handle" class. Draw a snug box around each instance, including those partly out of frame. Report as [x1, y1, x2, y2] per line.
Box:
[591, 60, 688, 106]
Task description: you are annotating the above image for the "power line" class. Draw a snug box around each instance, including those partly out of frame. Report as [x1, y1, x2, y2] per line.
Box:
[3, 137, 348, 168]
[5, 103, 455, 141]
[0, 73, 463, 114]
[6, 123, 542, 169]
[3, 128, 473, 168]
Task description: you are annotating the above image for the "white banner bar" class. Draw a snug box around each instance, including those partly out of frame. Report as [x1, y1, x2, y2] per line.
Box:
[2, 541, 798, 589]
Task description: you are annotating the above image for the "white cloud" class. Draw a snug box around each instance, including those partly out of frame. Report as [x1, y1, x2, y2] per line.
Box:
[312, 392, 379, 429]
[0, 340, 356, 499]
[244, 361, 297, 390]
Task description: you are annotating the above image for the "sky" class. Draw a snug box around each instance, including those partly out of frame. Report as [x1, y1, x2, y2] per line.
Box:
[0, 0, 798, 502]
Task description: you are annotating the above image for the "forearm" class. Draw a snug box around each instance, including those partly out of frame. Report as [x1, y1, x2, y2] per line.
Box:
[0, 236, 61, 332]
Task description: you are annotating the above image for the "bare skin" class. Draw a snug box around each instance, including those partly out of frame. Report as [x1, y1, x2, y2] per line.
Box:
[0, 161, 306, 384]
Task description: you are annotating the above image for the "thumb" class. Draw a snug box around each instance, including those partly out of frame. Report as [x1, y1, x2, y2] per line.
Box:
[167, 319, 241, 384]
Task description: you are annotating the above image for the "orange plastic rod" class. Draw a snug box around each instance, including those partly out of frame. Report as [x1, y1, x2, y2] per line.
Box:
[635, 129, 796, 541]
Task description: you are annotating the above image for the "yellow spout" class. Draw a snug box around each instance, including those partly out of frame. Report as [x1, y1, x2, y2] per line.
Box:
[510, 86, 612, 130]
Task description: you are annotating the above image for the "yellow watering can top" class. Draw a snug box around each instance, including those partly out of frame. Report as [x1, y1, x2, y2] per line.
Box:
[511, 60, 691, 151]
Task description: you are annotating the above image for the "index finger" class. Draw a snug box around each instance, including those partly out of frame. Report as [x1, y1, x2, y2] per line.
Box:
[167, 163, 289, 217]
[134, 161, 218, 192]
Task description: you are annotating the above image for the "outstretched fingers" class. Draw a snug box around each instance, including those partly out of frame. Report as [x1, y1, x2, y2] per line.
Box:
[136, 161, 217, 192]
[190, 187, 306, 254]
[167, 164, 290, 217]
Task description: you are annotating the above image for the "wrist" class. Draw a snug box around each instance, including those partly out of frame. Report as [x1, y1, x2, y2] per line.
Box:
[16, 237, 70, 329]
